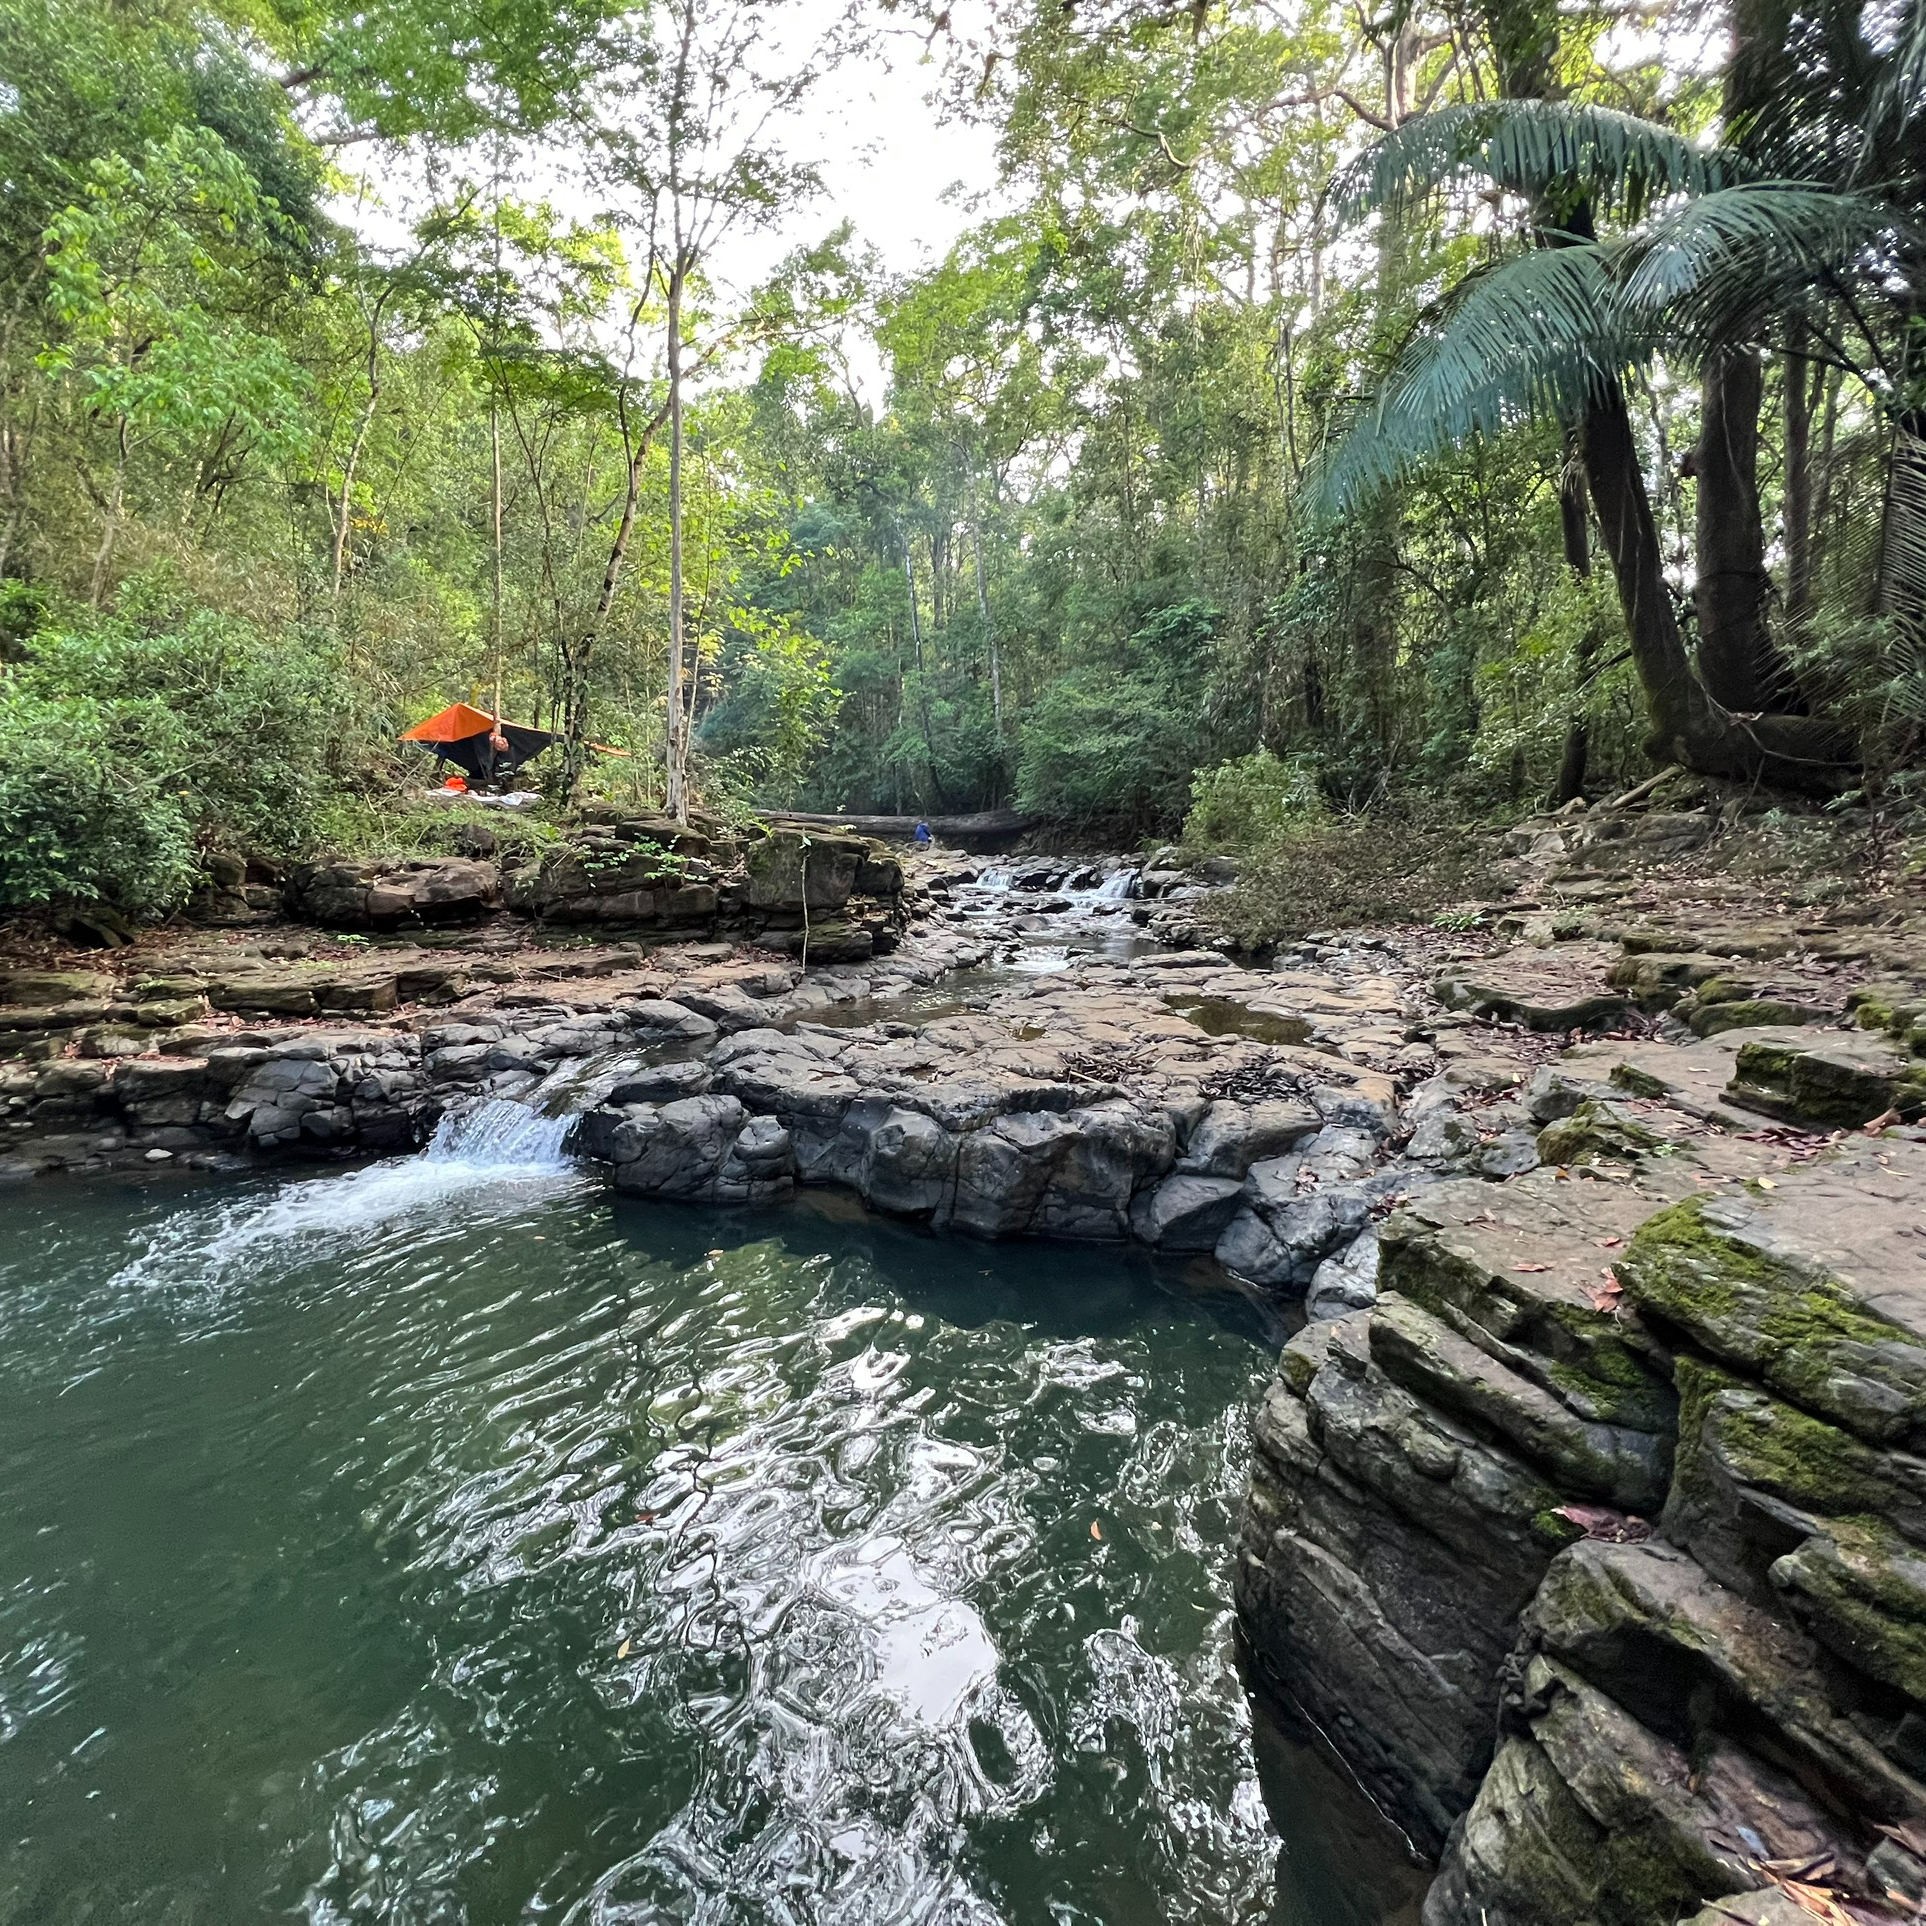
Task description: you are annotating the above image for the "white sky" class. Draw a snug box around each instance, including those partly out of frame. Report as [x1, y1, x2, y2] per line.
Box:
[335, 6, 1003, 405]
[717, 14, 1004, 289]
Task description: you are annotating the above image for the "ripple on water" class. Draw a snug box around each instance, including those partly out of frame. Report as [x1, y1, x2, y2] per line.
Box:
[0, 1155, 1420, 1926]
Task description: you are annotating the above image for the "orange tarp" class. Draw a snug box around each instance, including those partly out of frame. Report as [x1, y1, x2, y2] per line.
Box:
[399, 702, 511, 743]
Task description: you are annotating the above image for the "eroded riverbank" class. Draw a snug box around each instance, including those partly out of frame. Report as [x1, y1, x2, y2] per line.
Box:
[7, 781, 1926, 1924]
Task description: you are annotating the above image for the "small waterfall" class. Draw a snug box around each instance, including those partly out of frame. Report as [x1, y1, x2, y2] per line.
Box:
[1096, 869, 1138, 901]
[421, 1098, 575, 1169]
[116, 1099, 582, 1290]
[976, 867, 1014, 891]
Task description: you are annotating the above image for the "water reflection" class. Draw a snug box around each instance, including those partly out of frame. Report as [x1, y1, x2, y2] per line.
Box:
[0, 1167, 1417, 1925]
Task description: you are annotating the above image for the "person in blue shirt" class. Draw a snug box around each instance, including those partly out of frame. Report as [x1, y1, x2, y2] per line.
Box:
[913, 820, 932, 847]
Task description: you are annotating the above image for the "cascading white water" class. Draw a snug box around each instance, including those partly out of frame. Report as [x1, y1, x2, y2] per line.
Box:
[423, 1096, 575, 1166]
[977, 867, 1014, 890]
[1096, 869, 1138, 901]
[116, 1098, 583, 1290]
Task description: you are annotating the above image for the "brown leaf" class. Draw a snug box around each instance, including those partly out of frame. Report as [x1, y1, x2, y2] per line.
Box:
[1769, 1880, 1855, 1926]
[1515, 1262, 1552, 1273]
[1553, 1504, 1652, 1543]
[1590, 1269, 1624, 1313]
[1090, 1521, 1103, 1541]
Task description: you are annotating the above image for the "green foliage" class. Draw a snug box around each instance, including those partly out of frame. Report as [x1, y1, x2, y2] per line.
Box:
[1014, 667, 1200, 829]
[0, 601, 353, 912]
[1182, 750, 1324, 849]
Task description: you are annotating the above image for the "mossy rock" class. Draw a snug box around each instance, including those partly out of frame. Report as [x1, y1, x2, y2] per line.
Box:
[1535, 1098, 1676, 1168]
[1378, 1175, 1677, 1435]
[1688, 997, 1829, 1039]
[1620, 1174, 1926, 1448]
[1772, 1513, 1926, 1703]
[1725, 1032, 1926, 1126]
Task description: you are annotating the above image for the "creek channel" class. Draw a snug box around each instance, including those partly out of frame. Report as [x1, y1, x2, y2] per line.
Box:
[0, 879, 1428, 1925]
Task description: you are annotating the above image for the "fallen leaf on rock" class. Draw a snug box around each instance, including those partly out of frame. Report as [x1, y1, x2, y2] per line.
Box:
[1090, 1522, 1103, 1541]
[1515, 1262, 1552, 1273]
[1767, 1879, 1855, 1925]
[1553, 1504, 1651, 1543]
[1875, 1819, 1926, 1860]
[1591, 1271, 1623, 1312]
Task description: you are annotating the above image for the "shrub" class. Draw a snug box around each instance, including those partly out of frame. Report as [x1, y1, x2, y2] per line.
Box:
[1182, 749, 1323, 849]
[1015, 669, 1201, 831]
[0, 605, 356, 913]
[0, 693, 200, 913]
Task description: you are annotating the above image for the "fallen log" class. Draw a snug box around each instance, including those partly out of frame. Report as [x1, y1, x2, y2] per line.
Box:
[769, 808, 1036, 854]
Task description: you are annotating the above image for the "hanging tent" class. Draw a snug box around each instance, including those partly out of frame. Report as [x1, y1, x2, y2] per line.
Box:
[399, 703, 555, 783]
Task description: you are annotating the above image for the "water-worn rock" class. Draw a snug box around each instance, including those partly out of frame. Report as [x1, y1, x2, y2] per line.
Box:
[1307, 1229, 1381, 1319]
[288, 858, 503, 929]
[1239, 1312, 1580, 1854]
[1131, 1172, 1245, 1251]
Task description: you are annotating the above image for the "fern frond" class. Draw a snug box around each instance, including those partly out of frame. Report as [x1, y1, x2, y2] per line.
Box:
[1333, 100, 1741, 226]
[1310, 245, 1637, 518]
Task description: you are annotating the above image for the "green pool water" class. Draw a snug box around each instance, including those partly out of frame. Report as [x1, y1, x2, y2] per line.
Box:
[0, 1115, 1423, 1924]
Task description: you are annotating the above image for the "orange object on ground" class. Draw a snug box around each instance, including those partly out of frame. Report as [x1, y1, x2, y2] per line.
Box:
[441, 773, 468, 791]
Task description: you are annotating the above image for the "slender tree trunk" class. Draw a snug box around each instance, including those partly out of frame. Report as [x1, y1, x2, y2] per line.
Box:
[490, 403, 505, 714]
[1695, 345, 1800, 710]
[1555, 442, 1595, 802]
[974, 517, 1001, 738]
[1784, 341, 1816, 623]
[561, 387, 667, 795]
[1582, 380, 1713, 755]
[331, 294, 389, 605]
[89, 418, 129, 608]
[665, 263, 689, 822]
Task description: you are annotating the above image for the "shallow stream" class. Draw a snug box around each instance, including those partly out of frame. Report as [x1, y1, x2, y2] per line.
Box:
[0, 1106, 1423, 1924]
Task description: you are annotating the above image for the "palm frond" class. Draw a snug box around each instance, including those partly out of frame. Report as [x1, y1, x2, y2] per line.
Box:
[1333, 101, 1741, 226]
[1884, 428, 1926, 638]
[1309, 245, 1640, 519]
[1859, 0, 1926, 165]
[1616, 184, 1902, 346]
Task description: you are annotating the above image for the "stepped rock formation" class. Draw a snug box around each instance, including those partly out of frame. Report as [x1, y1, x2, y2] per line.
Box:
[1238, 1026, 1926, 1924]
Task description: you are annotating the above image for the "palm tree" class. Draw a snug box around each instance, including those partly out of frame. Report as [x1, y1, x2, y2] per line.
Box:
[1315, 0, 1926, 789]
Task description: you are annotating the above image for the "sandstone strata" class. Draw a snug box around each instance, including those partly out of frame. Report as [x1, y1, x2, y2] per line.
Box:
[1239, 998, 1926, 1923]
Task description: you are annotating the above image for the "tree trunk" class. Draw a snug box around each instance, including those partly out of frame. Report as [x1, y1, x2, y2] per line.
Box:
[1783, 341, 1816, 623]
[1554, 444, 1594, 802]
[560, 385, 667, 796]
[1585, 378, 1849, 787]
[973, 515, 1002, 738]
[1695, 345, 1801, 711]
[665, 263, 689, 823]
[89, 418, 129, 608]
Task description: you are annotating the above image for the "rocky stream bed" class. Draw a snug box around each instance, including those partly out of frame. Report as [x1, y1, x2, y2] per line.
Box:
[5, 787, 1926, 1925]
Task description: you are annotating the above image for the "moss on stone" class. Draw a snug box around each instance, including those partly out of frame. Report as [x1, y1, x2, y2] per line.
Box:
[1672, 1356, 1893, 1517]
[1532, 1507, 1589, 1551]
[1623, 1198, 1926, 1443]
[1536, 1099, 1673, 1168]
[1773, 1513, 1926, 1702]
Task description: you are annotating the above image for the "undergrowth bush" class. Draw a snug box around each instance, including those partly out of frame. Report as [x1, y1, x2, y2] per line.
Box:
[1182, 749, 1324, 849]
[0, 603, 353, 913]
[309, 794, 560, 865]
[1210, 813, 1492, 946]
